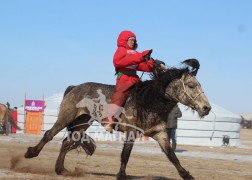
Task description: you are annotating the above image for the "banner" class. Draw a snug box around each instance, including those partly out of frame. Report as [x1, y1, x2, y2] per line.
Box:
[25, 100, 45, 112]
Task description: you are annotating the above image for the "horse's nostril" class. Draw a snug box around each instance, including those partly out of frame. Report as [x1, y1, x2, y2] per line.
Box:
[203, 105, 210, 113]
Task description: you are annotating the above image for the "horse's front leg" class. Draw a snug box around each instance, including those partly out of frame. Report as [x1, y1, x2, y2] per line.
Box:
[117, 138, 134, 180]
[5, 117, 9, 136]
[152, 131, 194, 180]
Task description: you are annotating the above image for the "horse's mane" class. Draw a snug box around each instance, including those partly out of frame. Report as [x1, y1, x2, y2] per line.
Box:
[130, 67, 189, 121]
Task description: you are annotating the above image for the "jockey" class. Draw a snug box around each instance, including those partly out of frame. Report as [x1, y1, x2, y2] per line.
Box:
[103, 30, 155, 133]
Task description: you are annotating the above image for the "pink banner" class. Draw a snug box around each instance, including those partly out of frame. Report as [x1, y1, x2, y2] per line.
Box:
[25, 100, 45, 112]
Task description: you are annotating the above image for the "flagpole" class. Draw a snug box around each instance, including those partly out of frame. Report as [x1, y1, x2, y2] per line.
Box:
[42, 94, 44, 134]
[24, 91, 26, 133]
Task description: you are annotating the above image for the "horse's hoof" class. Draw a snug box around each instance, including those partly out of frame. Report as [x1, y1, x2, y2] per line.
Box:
[116, 172, 130, 180]
[24, 147, 38, 158]
[184, 175, 195, 180]
[55, 166, 64, 175]
[55, 166, 68, 175]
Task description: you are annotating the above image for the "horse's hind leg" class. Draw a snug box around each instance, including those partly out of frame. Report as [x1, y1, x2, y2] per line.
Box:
[55, 115, 96, 175]
[25, 106, 77, 158]
[152, 131, 195, 180]
[55, 130, 96, 175]
[116, 135, 135, 180]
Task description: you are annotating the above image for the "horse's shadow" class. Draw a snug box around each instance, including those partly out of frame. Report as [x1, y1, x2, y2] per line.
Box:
[87, 172, 179, 180]
[174, 149, 187, 153]
[84, 150, 188, 180]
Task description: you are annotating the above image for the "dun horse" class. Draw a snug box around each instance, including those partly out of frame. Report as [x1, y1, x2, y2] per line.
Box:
[25, 59, 211, 180]
[0, 104, 21, 135]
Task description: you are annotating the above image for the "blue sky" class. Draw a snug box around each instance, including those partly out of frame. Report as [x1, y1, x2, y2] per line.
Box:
[0, 1, 251, 113]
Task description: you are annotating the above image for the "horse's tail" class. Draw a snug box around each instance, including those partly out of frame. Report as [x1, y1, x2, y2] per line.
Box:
[5, 108, 21, 130]
[63, 85, 76, 97]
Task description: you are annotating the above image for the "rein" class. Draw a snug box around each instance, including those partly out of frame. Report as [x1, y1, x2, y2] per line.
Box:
[139, 58, 151, 80]
[209, 110, 217, 141]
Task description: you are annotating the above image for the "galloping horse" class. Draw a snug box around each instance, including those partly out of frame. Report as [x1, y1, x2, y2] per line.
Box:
[25, 59, 211, 180]
[0, 103, 21, 135]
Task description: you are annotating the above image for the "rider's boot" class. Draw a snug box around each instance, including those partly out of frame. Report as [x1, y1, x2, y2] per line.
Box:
[102, 104, 121, 133]
[103, 117, 114, 133]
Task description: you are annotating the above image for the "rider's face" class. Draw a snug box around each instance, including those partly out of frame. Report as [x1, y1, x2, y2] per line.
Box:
[127, 37, 136, 49]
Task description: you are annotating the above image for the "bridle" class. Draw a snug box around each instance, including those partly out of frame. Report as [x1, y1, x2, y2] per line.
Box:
[166, 74, 205, 110]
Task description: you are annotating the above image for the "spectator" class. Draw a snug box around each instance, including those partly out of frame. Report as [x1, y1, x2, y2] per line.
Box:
[166, 104, 182, 151]
[11, 107, 18, 133]
[6, 102, 11, 134]
[6, 102, 10, 109]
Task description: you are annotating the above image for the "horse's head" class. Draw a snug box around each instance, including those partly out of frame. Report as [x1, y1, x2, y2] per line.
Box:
[164, 59, 211, 118]
[131, 58, 211, 120]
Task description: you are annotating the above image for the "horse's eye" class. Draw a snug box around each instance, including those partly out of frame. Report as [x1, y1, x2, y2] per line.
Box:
[187, 82, 195, 89]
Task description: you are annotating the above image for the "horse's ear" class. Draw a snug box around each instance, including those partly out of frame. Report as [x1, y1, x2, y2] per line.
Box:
[181, 58, 200, 76]
[191, 69, 199, 76]
[152, 59, 167, 77]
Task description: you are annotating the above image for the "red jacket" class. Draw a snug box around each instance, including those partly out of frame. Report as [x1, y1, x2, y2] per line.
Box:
[110, 31, 154, 107]
[11, 110, 18, 133]
[113, 30, 153, 73]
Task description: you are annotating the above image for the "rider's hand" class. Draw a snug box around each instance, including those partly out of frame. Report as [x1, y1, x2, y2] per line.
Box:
[141, 49, 152, 61]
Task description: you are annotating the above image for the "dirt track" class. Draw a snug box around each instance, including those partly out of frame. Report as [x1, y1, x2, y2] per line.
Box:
[0, 129, 252, 180]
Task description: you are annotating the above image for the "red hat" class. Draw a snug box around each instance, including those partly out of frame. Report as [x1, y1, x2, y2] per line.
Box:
[117, 30, 137, 49]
